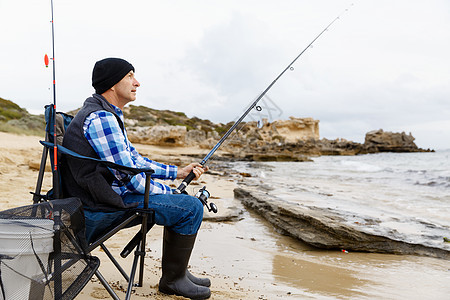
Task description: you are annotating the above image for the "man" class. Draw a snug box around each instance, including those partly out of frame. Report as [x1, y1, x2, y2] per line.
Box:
[62, 58, 211, 299]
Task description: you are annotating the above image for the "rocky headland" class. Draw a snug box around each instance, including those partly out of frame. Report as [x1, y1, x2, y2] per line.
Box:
[0, 97, 432, 162]
[121, 105, 432, 161]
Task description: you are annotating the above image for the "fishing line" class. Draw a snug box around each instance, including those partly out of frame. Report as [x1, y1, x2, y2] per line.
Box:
[175, 4, 354, 202]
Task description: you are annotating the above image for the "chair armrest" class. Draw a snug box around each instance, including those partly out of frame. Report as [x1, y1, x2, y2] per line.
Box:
[40, 141, 154, 176]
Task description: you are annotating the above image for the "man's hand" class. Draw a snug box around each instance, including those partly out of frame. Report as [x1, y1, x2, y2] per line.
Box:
[177, 163, 209, 180]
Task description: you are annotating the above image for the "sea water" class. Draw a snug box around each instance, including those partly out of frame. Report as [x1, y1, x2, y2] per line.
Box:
[233, 150, 450, 251]
[193, 151, 450, 299]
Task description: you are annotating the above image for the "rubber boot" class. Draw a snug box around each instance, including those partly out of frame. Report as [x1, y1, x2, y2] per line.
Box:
[186, 270, 211, 287]
[159, 228, 211, 299]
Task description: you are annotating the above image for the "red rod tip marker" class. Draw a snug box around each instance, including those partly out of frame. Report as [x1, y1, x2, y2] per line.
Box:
[44, 54, 49, 68]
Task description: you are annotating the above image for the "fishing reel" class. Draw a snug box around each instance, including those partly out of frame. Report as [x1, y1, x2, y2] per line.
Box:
[195, 186, 218, 213]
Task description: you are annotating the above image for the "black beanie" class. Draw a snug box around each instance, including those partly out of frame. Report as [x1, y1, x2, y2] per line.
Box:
[92, 58, 135, 94]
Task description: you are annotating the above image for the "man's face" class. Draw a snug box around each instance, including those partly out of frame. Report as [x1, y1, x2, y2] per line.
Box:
[113, 70, 140, 106]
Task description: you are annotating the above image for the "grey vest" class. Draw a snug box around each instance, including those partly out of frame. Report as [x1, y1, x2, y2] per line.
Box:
[61, 94, 138, 210]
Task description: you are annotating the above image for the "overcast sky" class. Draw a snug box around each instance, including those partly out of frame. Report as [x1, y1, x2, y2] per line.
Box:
[1, 0, 449, 149]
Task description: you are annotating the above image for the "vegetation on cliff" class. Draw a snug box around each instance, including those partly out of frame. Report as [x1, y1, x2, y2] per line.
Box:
[0, 97, 232, 137]
[0, 97, 45, 135]
[124, 105, 234, 135]
[67, 104, 233, 135]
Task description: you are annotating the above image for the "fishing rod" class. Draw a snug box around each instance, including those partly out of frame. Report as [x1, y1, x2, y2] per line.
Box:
[44, 0, 59, 197]
[174, 5, 353, 207]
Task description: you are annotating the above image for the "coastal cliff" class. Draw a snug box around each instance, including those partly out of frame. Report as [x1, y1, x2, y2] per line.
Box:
[0, 98, 432, 161]
[121, 105, 431, 161]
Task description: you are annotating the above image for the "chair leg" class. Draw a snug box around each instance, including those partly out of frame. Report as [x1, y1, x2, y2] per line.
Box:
[53, 211, 63, 300]
[32, 146, 48, 203]
[101, 243, 130, 282]
[125, 245, 144, 300]
[137, 212, 148, 287]
[95, 270, 120, 300]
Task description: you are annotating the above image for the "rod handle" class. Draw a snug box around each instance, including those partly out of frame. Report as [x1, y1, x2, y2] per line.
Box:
[174, 170, 196, 194]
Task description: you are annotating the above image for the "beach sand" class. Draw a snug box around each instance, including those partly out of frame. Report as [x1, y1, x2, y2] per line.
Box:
[0, 132, 449, 300]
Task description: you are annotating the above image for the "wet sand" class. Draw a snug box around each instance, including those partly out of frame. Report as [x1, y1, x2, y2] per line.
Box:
[0, 132, 449, 299]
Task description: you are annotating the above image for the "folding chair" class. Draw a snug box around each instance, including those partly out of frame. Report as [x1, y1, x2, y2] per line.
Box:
[31, 105, 156, 300]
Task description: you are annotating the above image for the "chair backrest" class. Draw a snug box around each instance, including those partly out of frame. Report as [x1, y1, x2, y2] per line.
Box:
[33, 105, 74, 203]
[44, 104, 73, 146]
[35, 105, 154, 205]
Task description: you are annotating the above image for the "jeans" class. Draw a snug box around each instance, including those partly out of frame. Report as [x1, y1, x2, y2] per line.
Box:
[122, 192, 204, 235]
[84, 193, 204, 243]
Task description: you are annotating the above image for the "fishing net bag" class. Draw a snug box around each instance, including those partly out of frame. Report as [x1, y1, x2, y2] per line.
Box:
[0, 198, 99, 300]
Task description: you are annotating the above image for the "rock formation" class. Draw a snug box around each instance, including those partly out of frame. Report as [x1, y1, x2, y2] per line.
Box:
[67, 103, 432, 160]
[127, 125, 187, 147]
[125, 117, 430, 161]
[260, 117, 320, 143]
[364, 129, 419, 152]
[234, 187, 449, 259]
[0, 98, 434, 160]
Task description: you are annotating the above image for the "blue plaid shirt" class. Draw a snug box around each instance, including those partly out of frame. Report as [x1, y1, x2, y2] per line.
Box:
[83, 105, 177, 196]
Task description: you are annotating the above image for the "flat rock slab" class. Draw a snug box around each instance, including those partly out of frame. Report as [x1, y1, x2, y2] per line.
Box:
[234, 188, 449, 260]
[202, 197, 244, 222]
